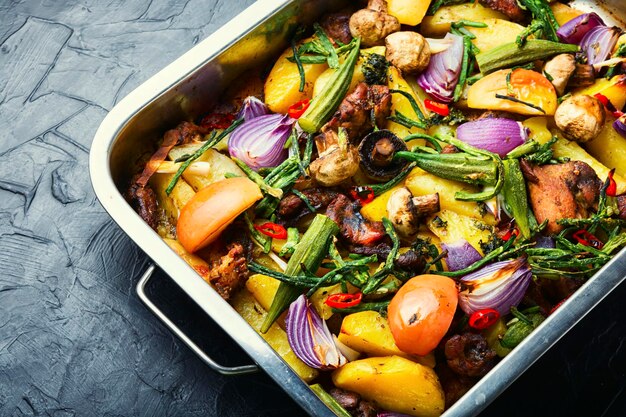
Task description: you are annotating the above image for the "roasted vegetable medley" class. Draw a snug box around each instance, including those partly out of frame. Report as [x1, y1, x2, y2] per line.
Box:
[126, 1, 626, 415]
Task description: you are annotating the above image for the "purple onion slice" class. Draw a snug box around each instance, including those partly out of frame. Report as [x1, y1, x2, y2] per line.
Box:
[237, 95, 269, 121]
[228, 113, 294, 170]
[580, 25, 621, 65]
[285, 294, 347, 370]
[459, 258, 532, 316]
[456, 118, 529, 157]
[417, 33, 464, 103]
[557, 12, 605, 44]
[442, 239, 482, 272]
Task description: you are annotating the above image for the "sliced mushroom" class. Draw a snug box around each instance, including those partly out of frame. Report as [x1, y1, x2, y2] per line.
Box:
[358, 129, 408, 182]
[554, 95, 606, 143]
[385, 31, 431, 75]
[310, 129, 360, 186]
[349, 0, 400, 47]
[543, 54, 576, 96]
[387, 187, 440, 240]
[568, 64, 595, 88]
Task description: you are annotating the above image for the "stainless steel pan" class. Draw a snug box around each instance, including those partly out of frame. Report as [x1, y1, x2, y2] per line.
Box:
[89, 1, 626, 415]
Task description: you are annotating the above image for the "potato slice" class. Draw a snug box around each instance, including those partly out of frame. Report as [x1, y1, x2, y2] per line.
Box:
[182, 148, 245, 192]
[360, 184, 404, 222]
[246, 273, 280, 312]
[332, 356, 445, 417]
[150, 173, 195, 224]
[386, 66, 428, 141]
[550, 2, 584, 26]
[584, 116, 626, 178]
[467, 19, 525, 53]
[265, 39, 328, 114]
[428, 209, 493, 255]
[406, 168, 496, 223]
[573, 75, 626, 112]
[387, 0, 430, 26]
[421, 3, 506, 37]
[231, 289, 318, 382]
[338, 311, 435, 367]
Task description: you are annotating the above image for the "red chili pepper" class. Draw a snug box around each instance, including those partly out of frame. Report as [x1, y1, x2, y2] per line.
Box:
[424, 99, 450, 117]
[572, 229, 604, 250]
[502, 228, 519, 242]
[200, 112, 236, 129]
[350, 186, 375, 205]
[468, 308, 500, 330]
[606, 168, 617, 197]
[594, 93, 624, 118]
[254, 222, 288, 239]
[325, 292, 363, 309]
[288, 99, 311, 119]
[549, 296, 570, 315]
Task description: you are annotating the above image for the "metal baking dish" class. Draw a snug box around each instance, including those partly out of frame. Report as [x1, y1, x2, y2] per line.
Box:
[90, 0, 626, 415]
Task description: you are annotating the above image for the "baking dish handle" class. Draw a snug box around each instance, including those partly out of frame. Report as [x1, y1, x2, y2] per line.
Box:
[136, 264, 260, 376]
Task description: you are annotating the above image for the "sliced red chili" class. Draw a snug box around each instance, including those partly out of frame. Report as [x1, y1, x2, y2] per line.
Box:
[350, 186, 375, 205]
[549, 296, 570, 315]
[572, 229, 604, 249]
[254, 222, 288, 239]
[606, 168, 617, 197]
[502, 228, 519, 242]
[424, 99, 450, 117]
[325, 292, 363, 309]
[594, 93, 624, 118]
[288, 99, 311, 119]
[468, 308, 500, 330]
[199, 112, 236, 129]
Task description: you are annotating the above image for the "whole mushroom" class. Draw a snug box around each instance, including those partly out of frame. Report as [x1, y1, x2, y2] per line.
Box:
[349, 0, 400, 47]
[387, 187, 440, 240]
[309, 128, 360, 186]
[385, 31, 431, 74]
[554, 95, 606, 143]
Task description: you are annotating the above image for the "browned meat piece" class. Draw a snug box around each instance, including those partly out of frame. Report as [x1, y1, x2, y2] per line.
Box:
[207, 242, 248, 300]
[328, 388, 378, 417]
[617, 195, 626, 219]
[325, 83, 392, 142]
[172, 121, 210, 143]
[326, 194, 386, 246]
[440, 144, 459, 154]
[348, 243, 425, 272]
[521, 160, 602, 234]
[479, 0, 525, 22]
[277, 188, 341, 225]
[445, 333, 497, 377]
[436, 363, 477, 408]
[126, 174, 159, 230]
[320, 12, 353, 45]
[355, 401, 377, 417]
[329, 388, 360, 410]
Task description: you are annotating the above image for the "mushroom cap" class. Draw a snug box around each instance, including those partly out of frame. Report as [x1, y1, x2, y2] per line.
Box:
[358, 129, 409, 182]
[385, 31, 431, 74]
[387, 187, 419, 239]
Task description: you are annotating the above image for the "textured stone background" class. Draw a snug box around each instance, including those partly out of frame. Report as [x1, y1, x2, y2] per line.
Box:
[0, 1, 624, 416]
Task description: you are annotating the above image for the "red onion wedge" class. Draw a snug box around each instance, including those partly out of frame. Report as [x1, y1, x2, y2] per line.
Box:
[228, 113, 294, 170]
[614, 114, 626, 139]
[237, 95, 269, 121]
[455, 118, 529, 157]
[441, 240, 482, 272]
[580, 26, 621, 65]
[557, 12, 605, 44]
[417, 33, 464, 103]
[285, 294, 347, 370]
[459, 257, 532, 316]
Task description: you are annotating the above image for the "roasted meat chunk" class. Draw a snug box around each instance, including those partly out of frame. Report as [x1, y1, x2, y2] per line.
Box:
[478, 0, 525, 21]
[325, 83, 392, 142]
[445, 333, 497, 377]
[278, 188, 341, 225]
[521, 160, 602, 234]
[326, 194, 386, 246]
[329, 388, 378, 417]
[348, 243, 425, 272]
[126, 174, 159, 230]
[320, 12, 353, 45]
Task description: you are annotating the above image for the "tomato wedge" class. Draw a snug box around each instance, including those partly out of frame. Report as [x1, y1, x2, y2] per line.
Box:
[387, 274, 458, 356]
